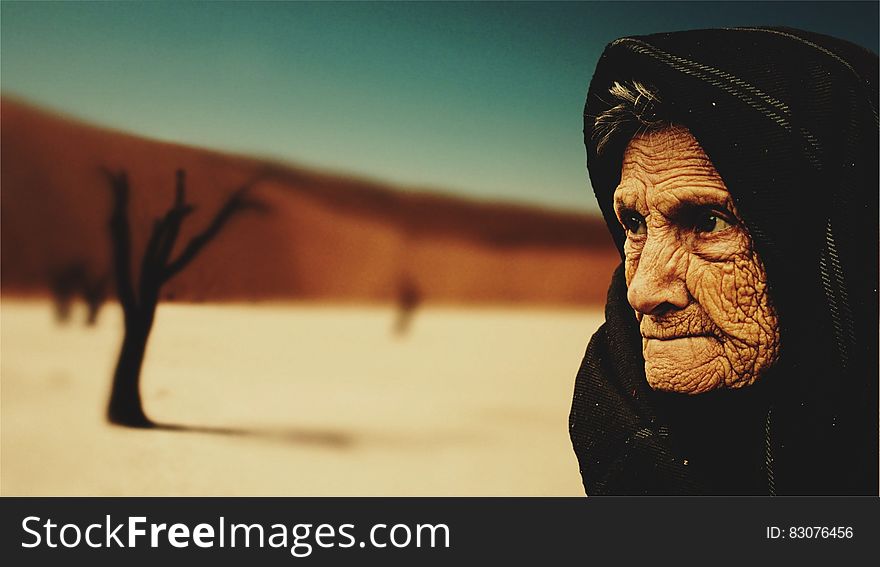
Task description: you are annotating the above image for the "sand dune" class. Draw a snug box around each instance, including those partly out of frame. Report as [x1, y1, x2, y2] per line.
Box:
[1, 97, 619, 305]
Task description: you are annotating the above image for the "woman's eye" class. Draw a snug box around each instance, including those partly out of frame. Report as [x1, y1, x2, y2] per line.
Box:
[693, 212, 734, 234]
[621, 212, 647, 236]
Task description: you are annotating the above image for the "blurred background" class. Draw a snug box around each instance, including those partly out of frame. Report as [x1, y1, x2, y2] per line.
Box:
[2, 1, 876, 495]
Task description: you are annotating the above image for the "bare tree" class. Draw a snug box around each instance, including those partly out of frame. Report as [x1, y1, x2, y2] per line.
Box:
[48, 262, 109, 326]
[102, 169, 265, 428]
[48, 263, 84, 323]
[82, 274, 110, 326]
[393, 275, 421, 336]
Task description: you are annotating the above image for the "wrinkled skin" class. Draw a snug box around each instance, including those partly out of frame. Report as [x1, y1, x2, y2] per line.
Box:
[613, 126, 780, 394]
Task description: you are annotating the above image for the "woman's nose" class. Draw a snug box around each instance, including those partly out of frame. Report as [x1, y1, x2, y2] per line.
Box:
[626, 236, 689, 316]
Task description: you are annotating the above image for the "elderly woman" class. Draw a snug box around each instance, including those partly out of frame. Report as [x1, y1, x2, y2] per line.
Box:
[570, 28, 878, 495]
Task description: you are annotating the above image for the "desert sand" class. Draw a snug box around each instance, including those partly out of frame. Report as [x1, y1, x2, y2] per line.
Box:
[1, 299, 602, 496]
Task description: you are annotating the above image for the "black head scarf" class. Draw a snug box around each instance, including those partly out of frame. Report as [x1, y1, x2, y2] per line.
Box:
[570, 28, 878, 495]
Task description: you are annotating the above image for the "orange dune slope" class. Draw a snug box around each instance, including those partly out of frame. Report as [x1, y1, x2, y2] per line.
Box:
[1, 97, 619, 305]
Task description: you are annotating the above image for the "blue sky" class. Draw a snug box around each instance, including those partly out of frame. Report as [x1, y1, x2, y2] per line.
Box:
[2, 1, 877, 213]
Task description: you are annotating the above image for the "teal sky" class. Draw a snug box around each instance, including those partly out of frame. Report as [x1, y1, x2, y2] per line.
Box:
[2, 1, 877, 213]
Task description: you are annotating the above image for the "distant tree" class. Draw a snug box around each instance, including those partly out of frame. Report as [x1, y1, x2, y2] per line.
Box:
[102, 169, 265, 428]
[48, 263, 83, 323]
[48, 262, 109, 326]
[393, 275, 421, 336]
[82, 273, 110, 326]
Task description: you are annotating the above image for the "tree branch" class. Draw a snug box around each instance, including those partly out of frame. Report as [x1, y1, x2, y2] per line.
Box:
[154, 170, 195, 265]
[104, 168, 269, 296]
[162, 186, 253, 282]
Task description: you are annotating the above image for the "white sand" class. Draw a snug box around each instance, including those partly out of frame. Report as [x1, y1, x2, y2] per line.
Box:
[1, 299, 602, 496]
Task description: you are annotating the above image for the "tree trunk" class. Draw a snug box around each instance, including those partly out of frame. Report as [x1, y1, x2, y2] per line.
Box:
[107, 314, 155, 427]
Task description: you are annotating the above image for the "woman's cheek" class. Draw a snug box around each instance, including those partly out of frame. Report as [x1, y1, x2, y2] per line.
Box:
[623, 240, 642, 286]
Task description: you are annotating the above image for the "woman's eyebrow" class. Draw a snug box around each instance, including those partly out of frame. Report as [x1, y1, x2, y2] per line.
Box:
[612, 184, 641, 210]
[655, 186, 732, 209]
[670, 201, 736, 221]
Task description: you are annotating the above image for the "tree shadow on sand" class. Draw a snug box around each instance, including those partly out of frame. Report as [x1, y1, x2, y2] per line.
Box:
[140, 422, 356, 449]
[118, 421, 483, 452]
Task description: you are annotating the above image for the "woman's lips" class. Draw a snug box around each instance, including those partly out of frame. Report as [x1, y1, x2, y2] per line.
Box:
[642, 335, 718, 358]
[642, 333, 714, 341]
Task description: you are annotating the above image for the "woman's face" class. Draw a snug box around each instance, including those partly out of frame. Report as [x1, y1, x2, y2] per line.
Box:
[613, 126, 780, 394]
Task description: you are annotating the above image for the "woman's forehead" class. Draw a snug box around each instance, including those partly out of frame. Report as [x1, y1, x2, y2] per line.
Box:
[615, 127, 730, 207]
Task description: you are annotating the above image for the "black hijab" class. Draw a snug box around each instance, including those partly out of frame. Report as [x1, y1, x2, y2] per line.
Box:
[570, 28, 878, 495]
